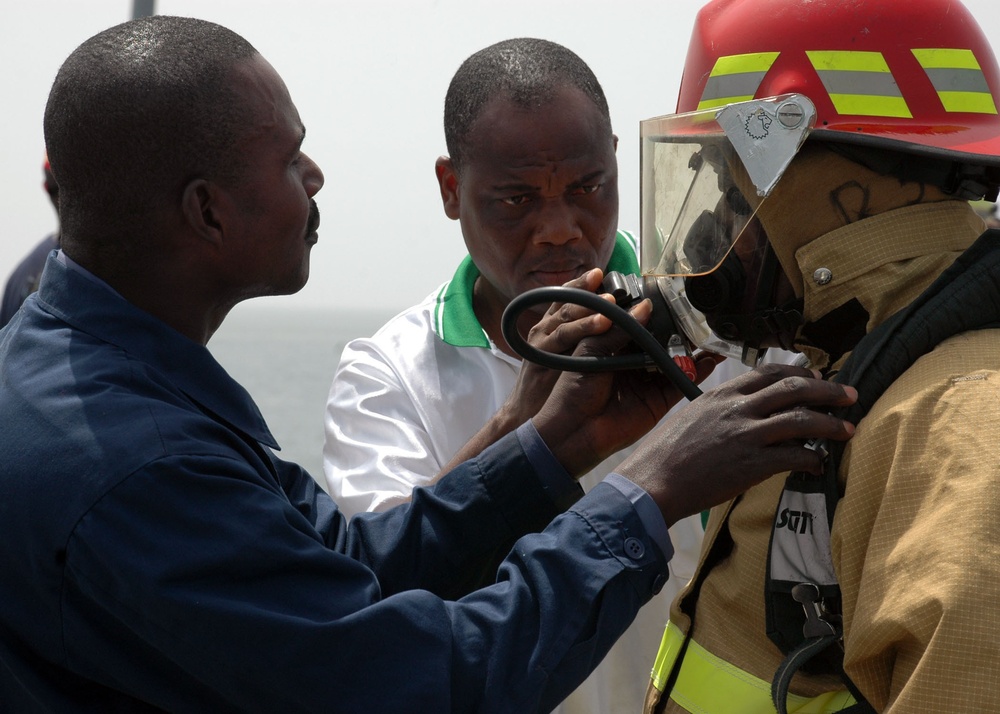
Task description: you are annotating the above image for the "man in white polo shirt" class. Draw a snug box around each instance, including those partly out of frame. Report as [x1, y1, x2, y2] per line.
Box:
[322, 38, 747, 713]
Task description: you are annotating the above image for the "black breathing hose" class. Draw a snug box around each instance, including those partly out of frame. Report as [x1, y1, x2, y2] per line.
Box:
[500, 286, 704, 402]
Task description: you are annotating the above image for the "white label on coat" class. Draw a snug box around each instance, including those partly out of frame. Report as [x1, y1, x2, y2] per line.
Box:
[771, 490, 837, 585]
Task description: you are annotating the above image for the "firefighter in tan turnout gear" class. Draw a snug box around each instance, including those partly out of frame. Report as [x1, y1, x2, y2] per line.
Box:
[640, 0, 1000, 711]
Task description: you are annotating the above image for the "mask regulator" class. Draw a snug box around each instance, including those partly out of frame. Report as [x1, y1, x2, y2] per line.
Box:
[499, 271, 704, 402]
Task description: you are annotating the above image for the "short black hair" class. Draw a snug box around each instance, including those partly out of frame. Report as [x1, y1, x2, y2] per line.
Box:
[443, 38, 611, 170]
[44, 16, 258, 258]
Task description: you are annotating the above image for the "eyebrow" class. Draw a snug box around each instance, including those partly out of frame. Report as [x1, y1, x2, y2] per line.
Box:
[570, 169, 607, 187]
[491, 168, 608, 193]
[287, 125, 306, 161]
[491, 180, 537, 193]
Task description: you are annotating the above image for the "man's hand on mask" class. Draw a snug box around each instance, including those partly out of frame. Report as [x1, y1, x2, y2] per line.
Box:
[532, 324, 856, 520]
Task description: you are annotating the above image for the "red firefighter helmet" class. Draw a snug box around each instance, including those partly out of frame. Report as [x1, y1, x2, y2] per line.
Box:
[677, 0, 1000, 167]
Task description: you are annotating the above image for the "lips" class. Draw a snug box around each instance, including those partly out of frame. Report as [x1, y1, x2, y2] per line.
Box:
[534, 269, 583, 286]
[305, 200, 321, 244]
[529, 259, 588, 287]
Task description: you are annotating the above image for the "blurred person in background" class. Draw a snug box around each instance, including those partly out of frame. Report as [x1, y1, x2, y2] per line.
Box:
[1, 156, 60, 327]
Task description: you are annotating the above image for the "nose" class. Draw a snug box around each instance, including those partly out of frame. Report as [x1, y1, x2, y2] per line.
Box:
[302, 152, 325, 197]
[532, 197, 582, 246]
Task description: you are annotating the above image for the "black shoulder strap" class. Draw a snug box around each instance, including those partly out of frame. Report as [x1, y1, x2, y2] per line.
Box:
[767, 230, 1000, 713]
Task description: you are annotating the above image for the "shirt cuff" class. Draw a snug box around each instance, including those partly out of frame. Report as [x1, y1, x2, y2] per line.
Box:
[515, 421, 583, 511]
[604, 472, 674, 562]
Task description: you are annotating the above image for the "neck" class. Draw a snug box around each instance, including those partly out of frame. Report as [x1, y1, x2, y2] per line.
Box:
[64, 240, 229, 346]
[472, 277, 534, 359]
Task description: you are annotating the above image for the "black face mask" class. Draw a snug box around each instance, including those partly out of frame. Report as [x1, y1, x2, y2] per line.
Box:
[684, 219, 804, 360]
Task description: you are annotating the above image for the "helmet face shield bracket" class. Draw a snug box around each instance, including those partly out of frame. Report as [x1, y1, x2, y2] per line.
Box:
[716, 96, 817, 197]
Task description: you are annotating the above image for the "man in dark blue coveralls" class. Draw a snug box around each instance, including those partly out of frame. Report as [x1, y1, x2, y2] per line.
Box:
[0, 15, 857, 713]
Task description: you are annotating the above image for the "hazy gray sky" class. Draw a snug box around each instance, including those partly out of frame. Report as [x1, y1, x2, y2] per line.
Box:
[3, 0, 999, 315]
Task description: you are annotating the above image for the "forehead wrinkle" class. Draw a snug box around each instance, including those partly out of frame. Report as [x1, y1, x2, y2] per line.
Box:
[545, 162, 561, 190]
[490, 153, 602, 195]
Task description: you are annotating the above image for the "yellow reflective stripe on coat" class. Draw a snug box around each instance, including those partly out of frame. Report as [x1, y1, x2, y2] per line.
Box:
[698, 52, 781, 110]
[806, 50, 911, 118]
[912, 48, 999, 114]
[650, 622, 857, 713]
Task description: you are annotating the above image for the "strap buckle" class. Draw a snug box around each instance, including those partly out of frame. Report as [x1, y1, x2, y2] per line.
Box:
[792, 582, 839, 638]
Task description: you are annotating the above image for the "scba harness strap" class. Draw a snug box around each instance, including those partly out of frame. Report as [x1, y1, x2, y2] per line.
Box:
[765, 229, 1000, 714]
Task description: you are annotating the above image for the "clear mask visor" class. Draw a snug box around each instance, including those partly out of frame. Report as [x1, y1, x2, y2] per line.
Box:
[640, 94, 816, 277]
[638, 95, 816, 363]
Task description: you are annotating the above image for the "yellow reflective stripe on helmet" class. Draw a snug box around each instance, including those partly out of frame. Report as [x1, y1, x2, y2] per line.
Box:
[650, 621, 857, 713]
[821, 92, 911, 118]
[914, 47, 987, 70]
[698, 52, 780, 110]
[912, 48, 998, 114]
[806, 50, 912, 118]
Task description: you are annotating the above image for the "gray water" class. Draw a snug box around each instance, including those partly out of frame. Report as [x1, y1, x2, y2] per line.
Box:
[208, 303, 396, 487]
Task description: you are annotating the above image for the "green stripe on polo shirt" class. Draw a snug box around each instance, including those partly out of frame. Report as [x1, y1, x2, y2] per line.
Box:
[434, 231, 640, 348]
[610, 230, 639, 273]
[434, 256, 488, 347]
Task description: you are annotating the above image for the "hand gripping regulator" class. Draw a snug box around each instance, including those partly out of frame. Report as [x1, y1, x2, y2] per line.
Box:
[499, 271, 704, 402]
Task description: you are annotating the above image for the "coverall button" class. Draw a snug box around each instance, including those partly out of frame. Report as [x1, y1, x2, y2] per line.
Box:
[624, 537, 645, 560]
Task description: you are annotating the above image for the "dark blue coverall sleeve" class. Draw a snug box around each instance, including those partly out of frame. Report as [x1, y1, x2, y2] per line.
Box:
[53, 435, 668, 713]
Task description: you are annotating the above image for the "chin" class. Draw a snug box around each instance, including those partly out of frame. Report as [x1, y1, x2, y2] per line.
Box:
[266, 265, 311, 298]
[285, 270, 310, 295]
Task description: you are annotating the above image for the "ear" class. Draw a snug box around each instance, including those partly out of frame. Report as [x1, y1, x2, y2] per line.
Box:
[181, 179, 226, 246]
[612, 133, 619, 153]
[434, 156, 461, 221]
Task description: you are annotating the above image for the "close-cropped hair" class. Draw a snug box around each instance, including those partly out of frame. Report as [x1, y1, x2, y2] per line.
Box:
[44, 15, 258, 255]
[443, 37, 612, 169]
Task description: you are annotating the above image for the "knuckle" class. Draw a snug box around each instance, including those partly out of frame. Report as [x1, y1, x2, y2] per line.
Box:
[788, 407, 812, 427]
[525, 323, 546, 343]
[758, 361, 788, 378]
[556, 302, 576, 322]
[773, 375, 806, 399]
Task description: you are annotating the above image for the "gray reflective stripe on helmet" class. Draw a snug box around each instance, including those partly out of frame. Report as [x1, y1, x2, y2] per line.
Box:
[701, 71, 772, 105]
[811, 69, 904, 98]
[922, 67, 991, 94]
